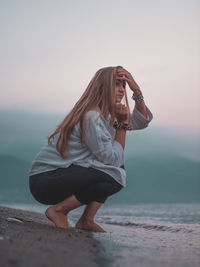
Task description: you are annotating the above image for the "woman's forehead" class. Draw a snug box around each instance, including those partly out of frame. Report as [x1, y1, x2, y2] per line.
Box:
[116, 79, 126, 85]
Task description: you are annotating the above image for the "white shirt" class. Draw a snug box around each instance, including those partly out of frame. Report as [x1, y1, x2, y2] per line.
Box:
[29, 106, 153, 187]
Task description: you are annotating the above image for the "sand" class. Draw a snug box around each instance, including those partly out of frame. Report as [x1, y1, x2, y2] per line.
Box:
[0, 205, 104, 267]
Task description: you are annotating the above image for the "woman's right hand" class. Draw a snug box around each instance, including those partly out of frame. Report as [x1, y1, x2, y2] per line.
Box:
[115, 103, 129, 124]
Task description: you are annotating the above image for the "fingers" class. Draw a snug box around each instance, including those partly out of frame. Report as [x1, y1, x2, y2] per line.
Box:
[115, 103, 129, 123]
[115, 103, 128, 114]
[117, 67, 129, 74]
[116, 76, 131, 82]
[117, 67, 132, 78]
[117, 71, 130, 80]
[117, 66, 128, 72]
[116, 68, 138, 91]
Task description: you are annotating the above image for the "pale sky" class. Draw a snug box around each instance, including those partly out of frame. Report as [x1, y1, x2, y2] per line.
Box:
[1, 0, 200, 131]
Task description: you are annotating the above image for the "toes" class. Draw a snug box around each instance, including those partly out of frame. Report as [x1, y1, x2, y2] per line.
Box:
[75, 220, 106, 232]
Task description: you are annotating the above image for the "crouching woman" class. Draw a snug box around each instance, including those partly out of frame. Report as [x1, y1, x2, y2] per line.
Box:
[29, 66, 153, 232]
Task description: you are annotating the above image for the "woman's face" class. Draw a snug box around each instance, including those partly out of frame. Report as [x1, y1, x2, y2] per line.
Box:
[115, 79, 126, 103]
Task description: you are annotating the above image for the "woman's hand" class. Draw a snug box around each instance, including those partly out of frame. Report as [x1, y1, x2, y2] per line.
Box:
[115, 103, 129, 124]
[116, 67, 141, 93]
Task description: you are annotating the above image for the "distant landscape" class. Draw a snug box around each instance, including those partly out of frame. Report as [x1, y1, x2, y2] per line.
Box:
[0, 109, 200, 206]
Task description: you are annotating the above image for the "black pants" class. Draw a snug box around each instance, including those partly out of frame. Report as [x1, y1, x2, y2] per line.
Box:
[29, 164, 123, 205]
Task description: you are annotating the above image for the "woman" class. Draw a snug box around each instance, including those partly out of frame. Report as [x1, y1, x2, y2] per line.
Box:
[29, 66, 153, 232]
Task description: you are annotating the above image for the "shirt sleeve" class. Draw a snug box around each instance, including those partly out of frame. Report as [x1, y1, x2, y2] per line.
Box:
[130, 105, 153, 130]
[83, 110, 124, 167]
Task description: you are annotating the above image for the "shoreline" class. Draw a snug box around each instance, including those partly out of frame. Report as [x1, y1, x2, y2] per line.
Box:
[0, 205, 105, 267]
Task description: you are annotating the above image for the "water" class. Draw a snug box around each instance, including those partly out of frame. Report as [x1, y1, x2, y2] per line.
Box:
[2, 202, 200, 267]
[1, 110, 200, 266]
[93, 203, 200, 267]
[0, 110, 200, 204]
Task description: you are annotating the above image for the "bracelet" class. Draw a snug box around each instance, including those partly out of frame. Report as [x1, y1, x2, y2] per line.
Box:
[131, 91, 144, 102]
[113, 121, 133, 131]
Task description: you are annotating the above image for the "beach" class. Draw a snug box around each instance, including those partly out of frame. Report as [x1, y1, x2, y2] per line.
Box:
[1, 203, 200, 267]
[0, 205, 103, 267]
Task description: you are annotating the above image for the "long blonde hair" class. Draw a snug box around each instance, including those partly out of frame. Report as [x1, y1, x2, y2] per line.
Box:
[47, 66, 131, 158]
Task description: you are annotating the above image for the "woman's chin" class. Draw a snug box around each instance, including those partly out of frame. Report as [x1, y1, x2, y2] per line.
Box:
[115, 98, 122, 104]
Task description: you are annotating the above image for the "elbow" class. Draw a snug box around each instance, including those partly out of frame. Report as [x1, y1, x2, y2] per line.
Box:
[138, 123, 148, 130]
[96, 151, 123, 167]
[130, 120, 151, 130]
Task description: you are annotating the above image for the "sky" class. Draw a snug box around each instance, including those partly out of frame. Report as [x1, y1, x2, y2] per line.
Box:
[1, 0, 200, 131]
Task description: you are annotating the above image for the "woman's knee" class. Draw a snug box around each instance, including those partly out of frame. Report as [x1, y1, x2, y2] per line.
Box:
[83, 180, 123, 197]
[97, 181, 123, 196]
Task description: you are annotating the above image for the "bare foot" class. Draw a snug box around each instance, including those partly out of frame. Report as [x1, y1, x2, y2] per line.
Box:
[75, 218, 106, 232]
[45, 207, 69, 229]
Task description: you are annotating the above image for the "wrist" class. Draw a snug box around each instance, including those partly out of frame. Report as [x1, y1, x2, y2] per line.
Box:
[117, 119, 129, 124]
[122, 120, 129, 124]
[132, 90, 144, 103]
[113, 121, 132, 131]
[132, 88, 141, 96]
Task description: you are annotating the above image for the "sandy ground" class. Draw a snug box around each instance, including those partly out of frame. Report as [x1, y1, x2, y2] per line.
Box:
[0, 205, 104, 267]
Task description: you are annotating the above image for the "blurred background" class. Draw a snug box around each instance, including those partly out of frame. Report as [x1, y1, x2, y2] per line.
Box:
[0, 0, 200, 209]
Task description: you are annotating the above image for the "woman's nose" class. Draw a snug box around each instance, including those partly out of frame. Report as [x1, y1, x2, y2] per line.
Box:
[119, 84, 125, 92]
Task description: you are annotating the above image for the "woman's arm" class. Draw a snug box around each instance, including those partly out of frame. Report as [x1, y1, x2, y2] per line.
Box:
[116, 67, 153, 129]
[133, 89, 148, 118]
[130, 104, 153, 130]
[83, 110, 124, 167]
[114, 102, 129, 150]
[114, 129, 126, 150]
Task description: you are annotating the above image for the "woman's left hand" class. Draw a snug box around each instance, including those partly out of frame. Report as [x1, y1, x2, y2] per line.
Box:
[116, 67, 140, 93]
